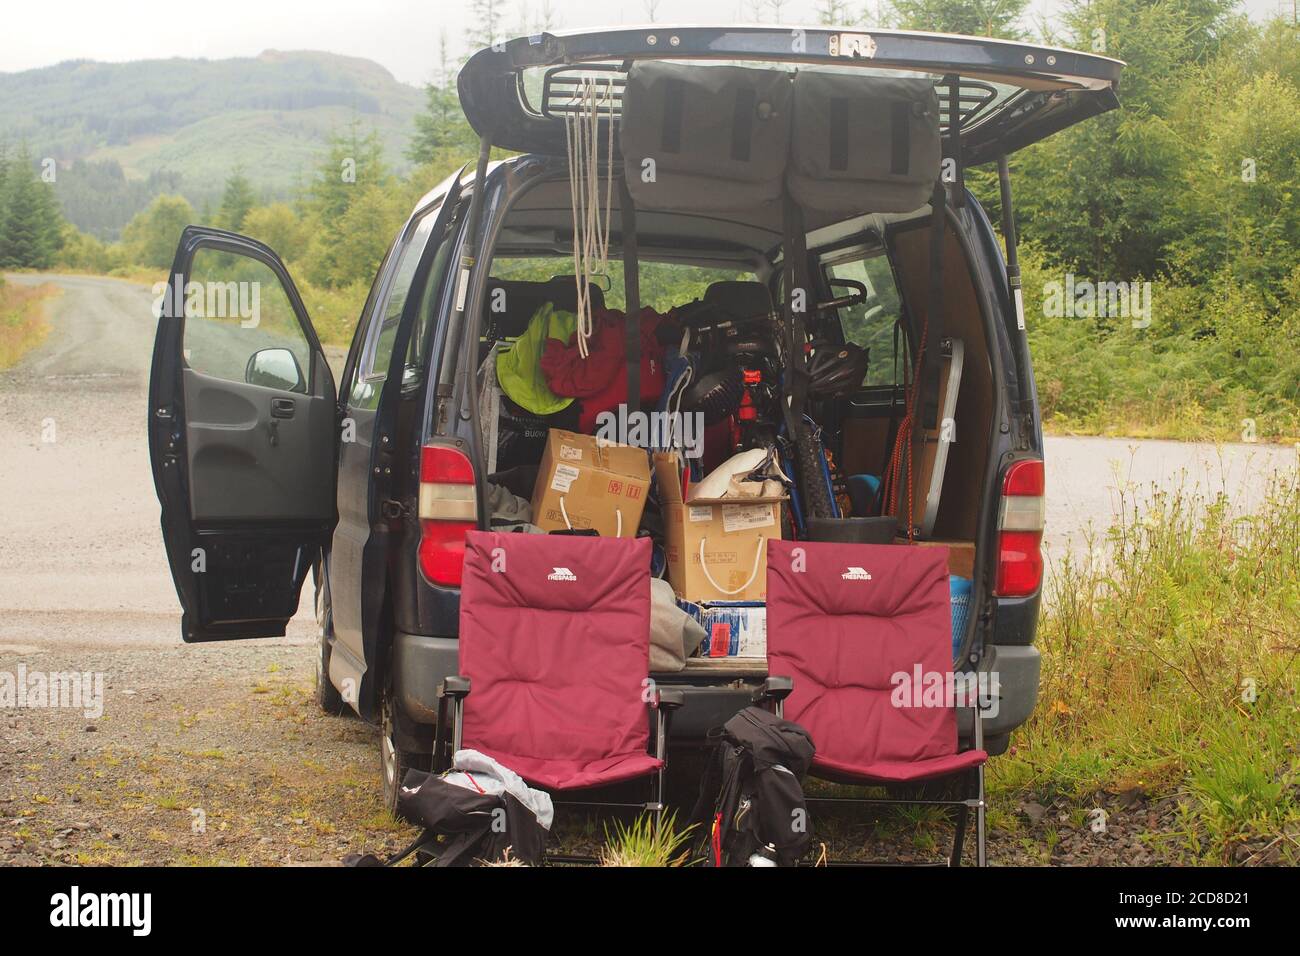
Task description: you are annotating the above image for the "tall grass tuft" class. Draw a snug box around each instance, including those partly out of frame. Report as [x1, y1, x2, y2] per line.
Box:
[599, 812, 696, 867]
[992, 473, 1300, 862]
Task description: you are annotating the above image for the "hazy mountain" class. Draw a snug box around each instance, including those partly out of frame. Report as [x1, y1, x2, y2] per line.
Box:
[0, 50, 424, 238]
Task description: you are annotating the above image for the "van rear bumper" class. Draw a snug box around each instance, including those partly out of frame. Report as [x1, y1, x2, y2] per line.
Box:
[393, 632, 1041, 746]
[967, 643, 1041, 742]
[392, 632, 459, 725]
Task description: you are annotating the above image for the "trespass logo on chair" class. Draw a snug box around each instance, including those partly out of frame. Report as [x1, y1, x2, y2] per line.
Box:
[841, 567, 873, 580]
[547, 567, 578, 582]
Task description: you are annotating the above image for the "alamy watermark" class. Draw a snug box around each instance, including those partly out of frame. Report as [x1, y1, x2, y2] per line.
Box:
[49, 886, 150, 936]
[1, 665, 104, 719]
[594, 404, 705, 459]
[890, 665, 1001, 718]
[152, 274, 262, 329]
[1043, 273, 1152, 329]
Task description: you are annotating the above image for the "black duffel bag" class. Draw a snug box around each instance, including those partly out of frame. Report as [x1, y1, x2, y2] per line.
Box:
[344, 768, 547, 867]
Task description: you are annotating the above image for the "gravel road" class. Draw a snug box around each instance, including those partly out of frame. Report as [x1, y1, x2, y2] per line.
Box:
[1, 272, 1295, 866]
[0, 274, 376, 866]
[1042, 434, 1297, 568]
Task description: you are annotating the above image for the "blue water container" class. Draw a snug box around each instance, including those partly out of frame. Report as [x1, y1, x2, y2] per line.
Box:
[949, 576, 972, 659]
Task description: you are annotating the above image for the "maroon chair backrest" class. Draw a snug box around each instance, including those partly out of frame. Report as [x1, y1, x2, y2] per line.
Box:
[458, 531, 652, 768]
[766, 540, 957, 774]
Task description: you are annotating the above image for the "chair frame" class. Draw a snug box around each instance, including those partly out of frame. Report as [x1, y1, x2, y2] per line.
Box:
[754, 676, 987, 867]
[433, 676, 683, 862]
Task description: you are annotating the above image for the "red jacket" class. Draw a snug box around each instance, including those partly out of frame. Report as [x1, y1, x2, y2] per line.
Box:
[540, 307, 670, 432]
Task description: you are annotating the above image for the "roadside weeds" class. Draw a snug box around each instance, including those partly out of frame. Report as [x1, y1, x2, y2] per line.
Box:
[993, 477, 1300, 865]
[0, 278, 60, 370]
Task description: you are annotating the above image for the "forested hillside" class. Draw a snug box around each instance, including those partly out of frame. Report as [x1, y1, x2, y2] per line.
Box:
[0, 50, 422, 237]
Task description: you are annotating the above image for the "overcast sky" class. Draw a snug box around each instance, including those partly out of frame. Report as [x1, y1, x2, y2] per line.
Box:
[0, 0, 1285, 86]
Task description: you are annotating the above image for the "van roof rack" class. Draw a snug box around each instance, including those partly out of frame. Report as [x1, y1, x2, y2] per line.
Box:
[458, 25, 1123, 166]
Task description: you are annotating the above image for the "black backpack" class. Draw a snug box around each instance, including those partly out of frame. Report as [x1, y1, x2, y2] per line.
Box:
[690, 706, 816, 866]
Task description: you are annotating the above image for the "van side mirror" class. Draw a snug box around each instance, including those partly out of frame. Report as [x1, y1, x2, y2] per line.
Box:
[245, 348, 305, 393]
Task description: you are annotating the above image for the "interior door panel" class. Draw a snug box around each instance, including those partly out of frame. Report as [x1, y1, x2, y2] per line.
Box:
[184, 360, 335, 521]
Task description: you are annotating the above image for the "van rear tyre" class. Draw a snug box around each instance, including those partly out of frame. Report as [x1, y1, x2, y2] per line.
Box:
[381, 686, 430, 818]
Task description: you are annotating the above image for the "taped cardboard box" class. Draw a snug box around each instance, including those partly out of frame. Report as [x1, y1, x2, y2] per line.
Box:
[678, 599, 767, 659]
[531, 430, 650, 537]
[653, 452, 784, 602]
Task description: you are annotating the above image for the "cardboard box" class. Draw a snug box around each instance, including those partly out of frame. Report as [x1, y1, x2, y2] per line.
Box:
[530, 429, 650, 538]
[654, 453, 784, 602]
[679, 600, 767, 658]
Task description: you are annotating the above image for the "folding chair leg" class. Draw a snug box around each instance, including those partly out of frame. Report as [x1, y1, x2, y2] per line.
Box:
[971, 705, 988, 867]
[652, 771, 665, 836]
[950, 803, 969, 867]
[651, 705, 669, 836]
[433, 679, 469, 773]
[432, 704, 449, 772]
[432, 698, 463, 773]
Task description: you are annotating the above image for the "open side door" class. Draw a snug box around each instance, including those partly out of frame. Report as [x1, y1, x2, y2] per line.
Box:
[148, 227, 337, 642]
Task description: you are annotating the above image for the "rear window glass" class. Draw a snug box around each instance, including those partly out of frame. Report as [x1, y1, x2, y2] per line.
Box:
[826, 253, 904, 388]
[488, 257, 752, 314]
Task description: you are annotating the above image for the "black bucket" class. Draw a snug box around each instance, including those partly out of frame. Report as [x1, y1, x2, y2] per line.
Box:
[805, 516, 898, 545]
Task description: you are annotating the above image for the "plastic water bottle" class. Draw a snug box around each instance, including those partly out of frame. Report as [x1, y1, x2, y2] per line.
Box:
[747, 845, 778, 867]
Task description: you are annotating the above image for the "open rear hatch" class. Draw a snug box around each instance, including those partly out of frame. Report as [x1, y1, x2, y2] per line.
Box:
[457, 25, 1122, 165]
[448, 26, 1114, 677]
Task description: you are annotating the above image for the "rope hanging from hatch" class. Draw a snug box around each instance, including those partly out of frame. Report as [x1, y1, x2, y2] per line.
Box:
[563, 77, 615, 359]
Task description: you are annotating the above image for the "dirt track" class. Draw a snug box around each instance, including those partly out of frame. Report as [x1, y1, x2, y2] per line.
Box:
[0, 274, 380, 865]
[1, 273, 1296, 865]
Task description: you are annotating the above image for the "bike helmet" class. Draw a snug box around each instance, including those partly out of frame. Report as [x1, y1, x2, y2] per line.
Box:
[681, 366, 744, 424]
[807, 341, 868, 397]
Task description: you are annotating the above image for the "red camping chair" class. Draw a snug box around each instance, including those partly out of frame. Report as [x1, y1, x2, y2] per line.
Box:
[757, 539, 988, 866]
[434, 530, 682, 843]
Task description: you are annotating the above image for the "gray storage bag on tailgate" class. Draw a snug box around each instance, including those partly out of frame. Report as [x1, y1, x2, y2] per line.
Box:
[621, 61, 792, 213]
[787, 72, 941, 215]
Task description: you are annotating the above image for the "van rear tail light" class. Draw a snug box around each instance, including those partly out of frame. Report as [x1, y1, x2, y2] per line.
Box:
[418, 444, 477, 587]
[995, 459, 1044, 597]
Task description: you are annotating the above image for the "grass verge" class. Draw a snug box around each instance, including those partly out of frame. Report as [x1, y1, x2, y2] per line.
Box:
[991, 475, 1300, 863]
[0, 278, 60, 369]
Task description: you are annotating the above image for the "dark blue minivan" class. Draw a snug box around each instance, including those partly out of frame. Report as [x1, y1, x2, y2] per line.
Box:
[148, 26, 1121, 811]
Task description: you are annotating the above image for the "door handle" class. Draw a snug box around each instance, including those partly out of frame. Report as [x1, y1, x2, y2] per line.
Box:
[271, 398, 296, 419]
